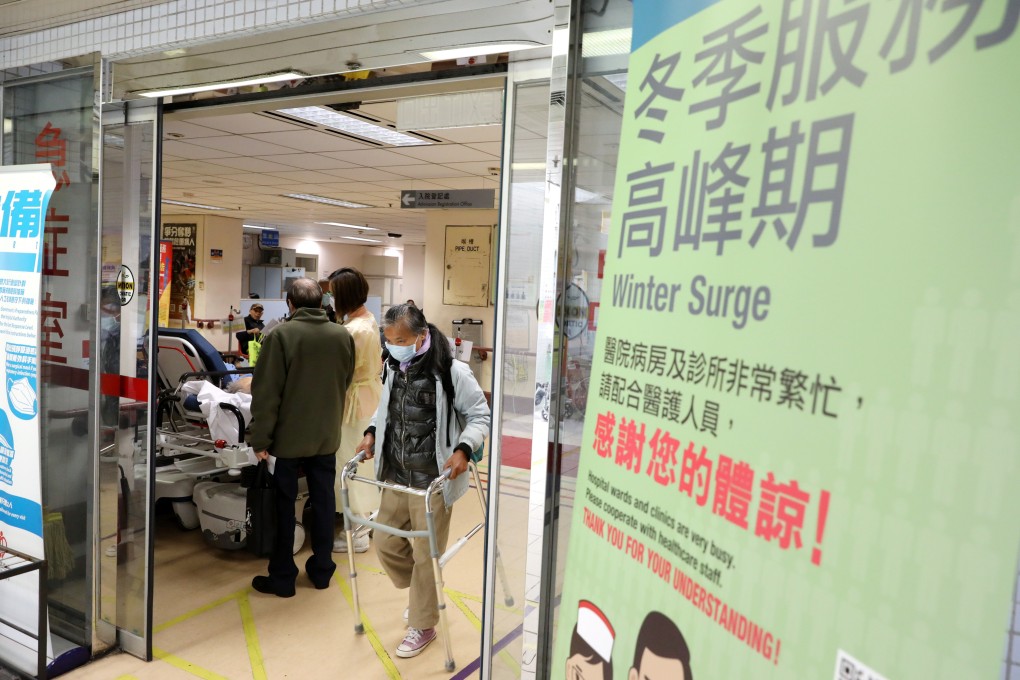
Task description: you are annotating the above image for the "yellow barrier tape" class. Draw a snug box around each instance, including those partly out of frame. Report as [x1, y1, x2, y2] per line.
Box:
[334, 572, 402, 680]
[446, 591, 520, 675]
[237, 592, 269, 680]
[152, 647, 231, 680]
[154, 589, 247, 633]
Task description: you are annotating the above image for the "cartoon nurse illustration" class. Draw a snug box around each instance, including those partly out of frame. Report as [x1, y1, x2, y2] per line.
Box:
[565, 600, 615, 680]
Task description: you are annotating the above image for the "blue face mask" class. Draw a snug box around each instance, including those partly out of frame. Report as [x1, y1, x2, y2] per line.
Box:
[386, 338, 419, 362]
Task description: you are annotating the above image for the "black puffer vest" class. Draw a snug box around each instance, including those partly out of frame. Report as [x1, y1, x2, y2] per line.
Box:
[382, 357, 440, 489]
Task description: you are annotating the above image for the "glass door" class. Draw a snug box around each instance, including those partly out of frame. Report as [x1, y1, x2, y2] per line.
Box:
[2, 58, 103, 671]
[97, 98, 160, 660]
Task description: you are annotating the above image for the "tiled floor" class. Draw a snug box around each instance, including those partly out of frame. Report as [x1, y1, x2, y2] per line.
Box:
[65, 468, 528, 680]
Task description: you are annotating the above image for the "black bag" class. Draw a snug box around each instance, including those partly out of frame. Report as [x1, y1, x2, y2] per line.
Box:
[246, 460, 277, 557]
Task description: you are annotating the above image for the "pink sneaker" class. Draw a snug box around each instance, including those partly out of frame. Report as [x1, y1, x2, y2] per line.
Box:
[395, 627, 437, 658]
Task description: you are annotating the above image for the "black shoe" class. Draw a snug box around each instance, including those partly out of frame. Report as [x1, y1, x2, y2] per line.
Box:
[311, 577, 331, 590]
[252, 576, 295, 598]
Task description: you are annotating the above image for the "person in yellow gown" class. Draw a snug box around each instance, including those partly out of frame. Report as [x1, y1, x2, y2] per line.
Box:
[329, 267, 383, 552]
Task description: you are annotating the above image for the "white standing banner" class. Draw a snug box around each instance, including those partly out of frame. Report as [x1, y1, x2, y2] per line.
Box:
[0, 164, 57, 671]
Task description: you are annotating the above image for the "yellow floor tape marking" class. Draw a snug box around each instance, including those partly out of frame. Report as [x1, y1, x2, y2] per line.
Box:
[114, 675, 141, 680]
[446, 591, 521, 675]
[154, 589, 248, 634]
[152, 647, 231, 680]
[445, 587, 523, 616]
[237, 591, 269, 680]
[334, 571, 402, 680]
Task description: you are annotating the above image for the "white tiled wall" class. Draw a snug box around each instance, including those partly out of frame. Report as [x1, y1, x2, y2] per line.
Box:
[1, 0, 440, 70]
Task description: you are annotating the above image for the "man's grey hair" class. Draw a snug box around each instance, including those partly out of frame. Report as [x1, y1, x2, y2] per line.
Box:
[287, 277, 323, 310]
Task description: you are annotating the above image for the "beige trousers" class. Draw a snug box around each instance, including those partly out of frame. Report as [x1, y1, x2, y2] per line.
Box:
[376, 487, 452, 630]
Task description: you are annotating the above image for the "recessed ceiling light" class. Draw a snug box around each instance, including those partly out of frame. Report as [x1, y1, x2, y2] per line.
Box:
[603, 72, 628, 92]
[316, 221, 380, 231]
[283, 193, 371, 209]
[162, 199, 229, 211]
[138, 71, 305, 98]
[419, 43, 539, 61]
[339, 235, 382, 243]
[243, 224, 272, 230]
[278, 106, 431, 147]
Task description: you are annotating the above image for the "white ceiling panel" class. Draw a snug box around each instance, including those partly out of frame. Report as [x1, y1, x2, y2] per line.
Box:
[320, 167, 413, 182]
[431, 177, 497, 190]
[269, 153, 358, 170]
[164, 120, 230, 140]
[392, 144, 496, 164]
[386, 164, 473, 179]
[319, 148, 422, 167]
[245, 130, 372, 153]
[265, 169, 347, 184]
[197, 135, 298, 156]
[358, 101, 399, 121]
[164, 159, 243, 176]
[205, 157, 306, 173]
[187, 113, 303, 134]
[466, 141, 503, 157]
[442, 161, 501, 176]
[218, 173, 300, 186]
[162, 139, 233, 160]
[429, 125, 503, 144]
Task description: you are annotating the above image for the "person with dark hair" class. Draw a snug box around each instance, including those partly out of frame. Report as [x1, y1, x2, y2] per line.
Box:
[628, 611, 693, 680]
[328, 267, 382, 553]
[317, 277, 337, 323]
[248, 277, 355, 597]
[356, 303, 490, 658]
[566, 600, 615, 680]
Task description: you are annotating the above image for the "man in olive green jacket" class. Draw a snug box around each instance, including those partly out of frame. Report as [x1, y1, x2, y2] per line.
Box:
[249, 278, 355, 597]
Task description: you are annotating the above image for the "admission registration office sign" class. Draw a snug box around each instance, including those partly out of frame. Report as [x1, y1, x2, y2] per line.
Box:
[557, 1, 1020, 678]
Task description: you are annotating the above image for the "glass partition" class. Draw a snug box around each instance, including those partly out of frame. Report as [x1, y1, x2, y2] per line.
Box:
[97, 103, 158, 658]
[2, 64, 101, 658]
[486, 74, 552, 678]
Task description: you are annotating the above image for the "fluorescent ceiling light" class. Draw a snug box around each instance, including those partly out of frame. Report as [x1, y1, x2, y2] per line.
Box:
[162, 198, 229, 211]
[419, 42, 539, 61]
[582, 28, 632, 58]
[278, 106, 430, 147]
[139, 71, 305, 98]
[283, 193, 371, 209]
[316, 221, 380, 231]
[511, 162, 546, 171]
[339, 235, 382, 243]
[243, 224, 272, 230]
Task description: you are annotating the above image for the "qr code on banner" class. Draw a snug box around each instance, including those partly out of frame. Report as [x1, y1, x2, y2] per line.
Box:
[834, 649, 889, 680]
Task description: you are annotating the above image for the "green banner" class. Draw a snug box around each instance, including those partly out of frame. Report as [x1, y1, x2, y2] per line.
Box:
[557, 1, 1020, 678]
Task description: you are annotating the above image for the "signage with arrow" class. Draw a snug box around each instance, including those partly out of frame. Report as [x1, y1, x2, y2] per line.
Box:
[400, 189, 495, 209]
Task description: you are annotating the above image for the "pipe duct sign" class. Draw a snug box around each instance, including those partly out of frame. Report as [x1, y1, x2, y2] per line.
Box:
[0, 164, 55, 666]
[556, 1, 1020, 679]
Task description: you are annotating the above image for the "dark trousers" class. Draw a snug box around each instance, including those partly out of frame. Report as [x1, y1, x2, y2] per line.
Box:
[268, 454, 337, 589]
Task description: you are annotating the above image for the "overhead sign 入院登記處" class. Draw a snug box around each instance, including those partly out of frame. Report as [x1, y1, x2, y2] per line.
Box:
[400, 189, 495, 210]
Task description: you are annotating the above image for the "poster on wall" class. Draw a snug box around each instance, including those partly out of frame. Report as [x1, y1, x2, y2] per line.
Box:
[158, 240, 173, 327]
[556, 2, 1020, 679]
[0, 164, 56, 664]
[443, 225, 491, 307]
[161, 223, 196, 321]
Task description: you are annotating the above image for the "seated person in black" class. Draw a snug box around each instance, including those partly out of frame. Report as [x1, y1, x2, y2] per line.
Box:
[238, 303, 265, 355]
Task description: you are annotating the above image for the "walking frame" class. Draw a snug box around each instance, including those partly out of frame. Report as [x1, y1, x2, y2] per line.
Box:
[339, 450, 513, 671]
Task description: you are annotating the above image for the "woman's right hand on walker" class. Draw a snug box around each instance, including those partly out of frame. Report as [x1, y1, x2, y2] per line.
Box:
[356, 434, 375, 460]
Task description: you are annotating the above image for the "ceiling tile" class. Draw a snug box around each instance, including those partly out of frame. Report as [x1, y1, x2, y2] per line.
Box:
[319, 148, 418, 167]
[184, 112, 303, 134]
[391, 144, 495, 164]
[442, 161, 501, 176]
[428, 125, 503, 144]
[218, 173, 296, 186]
[205, 157, 304, 173]
[356, 100, 398, 122]
[386, 164, 471, 179]
[466, 141, 503, 157]
[265, 169, 345, 184]
[197, 135, 297, 156]
[163, 139, 234, 160]
[245, 130, 372, 153]
[163, 119, 230, 140]
[164, 159, 241, 176]
[319, 167, 411, 182]
[270, 153, 358, 170]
